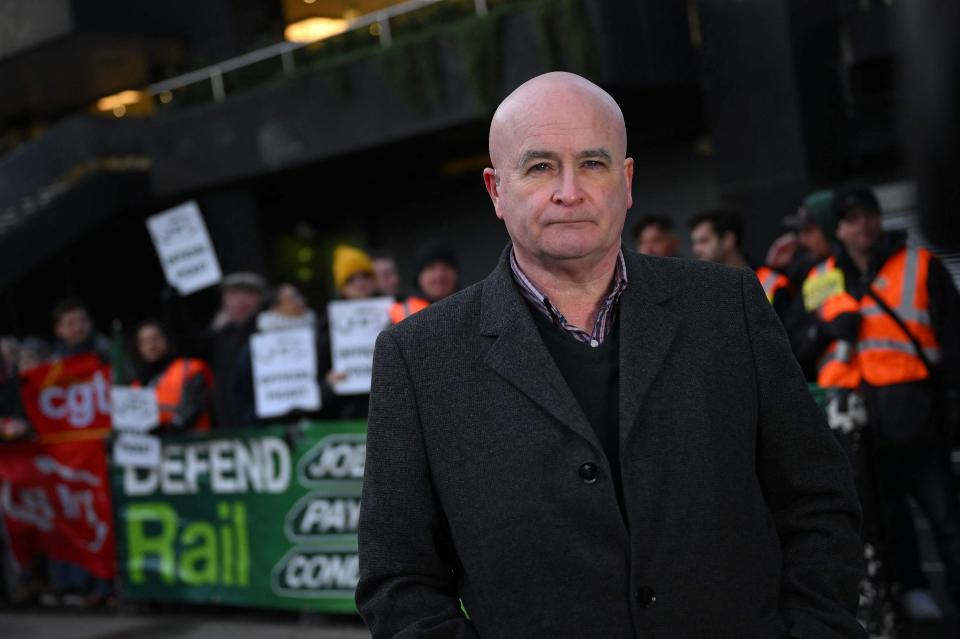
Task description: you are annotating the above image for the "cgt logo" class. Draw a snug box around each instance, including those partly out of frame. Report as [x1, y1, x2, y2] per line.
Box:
[296, 434, 365, 487]
[39, 371, 110, 428]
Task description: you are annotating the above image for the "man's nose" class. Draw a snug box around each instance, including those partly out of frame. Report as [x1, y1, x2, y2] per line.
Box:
[551, 166, 583, 205]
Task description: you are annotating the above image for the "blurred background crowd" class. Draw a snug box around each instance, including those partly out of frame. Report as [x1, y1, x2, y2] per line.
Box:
[1, 0, 960, 636]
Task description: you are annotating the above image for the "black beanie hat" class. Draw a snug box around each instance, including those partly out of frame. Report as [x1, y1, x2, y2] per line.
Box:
[413, 238, 458, 286]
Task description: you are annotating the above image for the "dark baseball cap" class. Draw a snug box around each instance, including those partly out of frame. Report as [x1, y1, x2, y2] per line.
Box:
[783, 190, 837, 240]
[834, 186, 880, 220]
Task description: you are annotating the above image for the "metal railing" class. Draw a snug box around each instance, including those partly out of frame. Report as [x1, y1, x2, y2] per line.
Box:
[146, 0, 490, 104]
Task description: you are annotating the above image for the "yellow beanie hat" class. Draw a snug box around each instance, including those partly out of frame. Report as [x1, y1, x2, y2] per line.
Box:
[333, 245, 374, 291]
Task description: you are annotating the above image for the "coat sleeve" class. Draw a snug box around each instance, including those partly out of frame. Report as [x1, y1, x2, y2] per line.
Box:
[740, 269, 867, 638]
[356, 330, 479, 638]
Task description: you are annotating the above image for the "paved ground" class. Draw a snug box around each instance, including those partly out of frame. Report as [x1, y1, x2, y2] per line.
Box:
[0, 609, 370, 639]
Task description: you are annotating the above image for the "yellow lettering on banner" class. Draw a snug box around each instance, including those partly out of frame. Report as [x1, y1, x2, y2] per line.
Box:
[803, 268, 846, 312]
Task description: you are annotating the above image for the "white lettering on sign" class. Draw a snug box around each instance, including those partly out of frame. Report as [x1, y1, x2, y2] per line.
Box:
[296, 434, 366, 487]
[299, 498, 361, 534]
[272, 551, 359, 595]
[37, 371, 110, 427]
[121, 437, 291, 496]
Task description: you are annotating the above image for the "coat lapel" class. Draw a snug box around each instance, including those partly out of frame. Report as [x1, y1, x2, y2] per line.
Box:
[479, 247, 599, 449]
[617, 252, 680, 446]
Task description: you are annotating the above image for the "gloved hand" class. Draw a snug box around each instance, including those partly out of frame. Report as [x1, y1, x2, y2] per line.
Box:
[819, 312, 861, 342]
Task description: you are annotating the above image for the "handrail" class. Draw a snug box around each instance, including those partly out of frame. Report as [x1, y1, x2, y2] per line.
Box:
[146, 0, 488, 102]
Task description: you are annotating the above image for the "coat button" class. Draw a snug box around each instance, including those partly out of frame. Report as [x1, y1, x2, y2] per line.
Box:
[578, 462, 598, 483]
[635, 586, 657, 608]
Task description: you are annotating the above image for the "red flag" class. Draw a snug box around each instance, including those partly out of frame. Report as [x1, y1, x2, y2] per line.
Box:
[19, 354, 112, 442]
[0, 439, 116, 579]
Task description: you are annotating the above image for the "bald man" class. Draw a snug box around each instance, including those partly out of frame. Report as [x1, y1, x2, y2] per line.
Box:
[357, 73, 865, 638]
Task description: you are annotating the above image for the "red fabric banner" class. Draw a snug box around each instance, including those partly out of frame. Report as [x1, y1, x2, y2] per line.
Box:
[0, 438, 116, 579]
[19, 354, 112, 441]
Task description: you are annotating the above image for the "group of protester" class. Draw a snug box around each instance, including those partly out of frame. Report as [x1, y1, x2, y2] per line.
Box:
[634, 186, 960, 626]
[2, 181, 959, 625]
[0, 237, 462, 608]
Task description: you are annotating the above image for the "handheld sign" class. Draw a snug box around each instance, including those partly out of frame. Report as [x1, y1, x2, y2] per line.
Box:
[146, 201, 222, 295]
[251, 327, 321, 418]
[114, 432, 162, 468]
[327, 297, 393, 395]
[110, 387, 160, 432]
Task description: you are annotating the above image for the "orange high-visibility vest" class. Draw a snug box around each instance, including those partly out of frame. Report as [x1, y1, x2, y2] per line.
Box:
[389, 297, 430, 324]
[135, 358, 214, 431]
[754, 266, 791, 304]
[803, 248, 941, 389]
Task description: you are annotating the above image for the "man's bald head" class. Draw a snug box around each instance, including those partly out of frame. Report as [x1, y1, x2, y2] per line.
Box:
[488, 72, 627, 171]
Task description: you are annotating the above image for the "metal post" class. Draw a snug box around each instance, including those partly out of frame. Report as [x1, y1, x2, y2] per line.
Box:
[210, 68, 226, 103]
[378, 14, 392, 48]
[474, 0, 488, 16]
[281, 49, 295, 78]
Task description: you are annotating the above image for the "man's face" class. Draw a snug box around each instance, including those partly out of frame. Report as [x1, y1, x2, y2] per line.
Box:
[418, 261, 458, 301]
[484, 89, 633, 266]
[637, 225, 678, 257]
[836, 207, 882, 255]
[690, 222, 729, 263]
[54, 309, 92, 346]
[341, 272, 376, 300]
[222, 288, 262, 325]
[797, 225, 831, 260]
[372, 258, 399, 297]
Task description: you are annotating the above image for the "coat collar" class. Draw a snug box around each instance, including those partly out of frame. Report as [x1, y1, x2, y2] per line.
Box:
[479, 244, 681, 449]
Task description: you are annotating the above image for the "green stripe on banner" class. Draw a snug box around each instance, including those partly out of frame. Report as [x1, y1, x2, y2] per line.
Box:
[110, 421, 366, 612]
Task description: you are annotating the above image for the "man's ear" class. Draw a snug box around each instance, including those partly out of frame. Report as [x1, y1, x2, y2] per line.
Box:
[483, 168, 503, 219]
[623, 157, 634, 210]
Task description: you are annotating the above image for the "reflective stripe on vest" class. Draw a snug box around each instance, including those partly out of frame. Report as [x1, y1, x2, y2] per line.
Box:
[755, 267, 789, 305]
[809, 247, 940, 388]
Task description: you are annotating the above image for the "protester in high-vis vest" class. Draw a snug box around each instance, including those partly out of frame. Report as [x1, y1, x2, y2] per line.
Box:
[689, 209, 793, 317]
[389, 238, 460, 324]
[794, 186, 960, 619]
[133, 320, 213, 431]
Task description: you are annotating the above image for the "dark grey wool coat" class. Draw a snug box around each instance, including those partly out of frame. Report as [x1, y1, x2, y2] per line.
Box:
[357, 246, 865, 639]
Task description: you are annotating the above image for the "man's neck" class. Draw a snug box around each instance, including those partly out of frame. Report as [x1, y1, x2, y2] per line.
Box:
[846, 247, 871, 276]
[514, 247, 619, 331]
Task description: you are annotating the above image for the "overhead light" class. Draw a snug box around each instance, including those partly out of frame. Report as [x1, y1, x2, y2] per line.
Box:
[284, 17, 350, 43]
[96, 89, 146, 112]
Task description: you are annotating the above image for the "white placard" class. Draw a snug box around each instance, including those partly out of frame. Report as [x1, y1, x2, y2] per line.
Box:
[110, 386, 160, 432]
[146, 201, 222, 295]
[327, 296, 393, 395]
[251, 327, 321, 418]
[113, 432, 161, 467]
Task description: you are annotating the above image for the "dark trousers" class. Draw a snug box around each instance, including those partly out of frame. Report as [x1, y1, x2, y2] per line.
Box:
[877, 443, 960, 605]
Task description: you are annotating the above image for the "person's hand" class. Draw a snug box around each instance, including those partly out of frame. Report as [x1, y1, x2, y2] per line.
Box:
[326, 370, 348, 386]
[1, 418, 29, 440]
[765, 233, 797, 270]
[819, 312, 861, 342]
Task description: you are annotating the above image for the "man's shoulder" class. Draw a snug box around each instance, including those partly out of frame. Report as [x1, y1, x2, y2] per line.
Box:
[630, 253, 745, 295]
[381, 280, 485, 347]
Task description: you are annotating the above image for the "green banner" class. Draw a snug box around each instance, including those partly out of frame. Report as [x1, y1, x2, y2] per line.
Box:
[110, 421, 366, 612]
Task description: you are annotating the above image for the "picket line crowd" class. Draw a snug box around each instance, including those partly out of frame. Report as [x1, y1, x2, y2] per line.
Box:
[0, 237, 461, 609]
[1, 183, 959, 629]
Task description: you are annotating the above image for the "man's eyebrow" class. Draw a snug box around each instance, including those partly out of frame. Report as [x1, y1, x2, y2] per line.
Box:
[516, 149, 560, 169]
[577, 148, 612, 162]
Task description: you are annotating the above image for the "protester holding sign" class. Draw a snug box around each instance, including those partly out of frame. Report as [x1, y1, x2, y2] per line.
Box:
[318, 246, 384, 420]
[132, 320, 213, 432]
